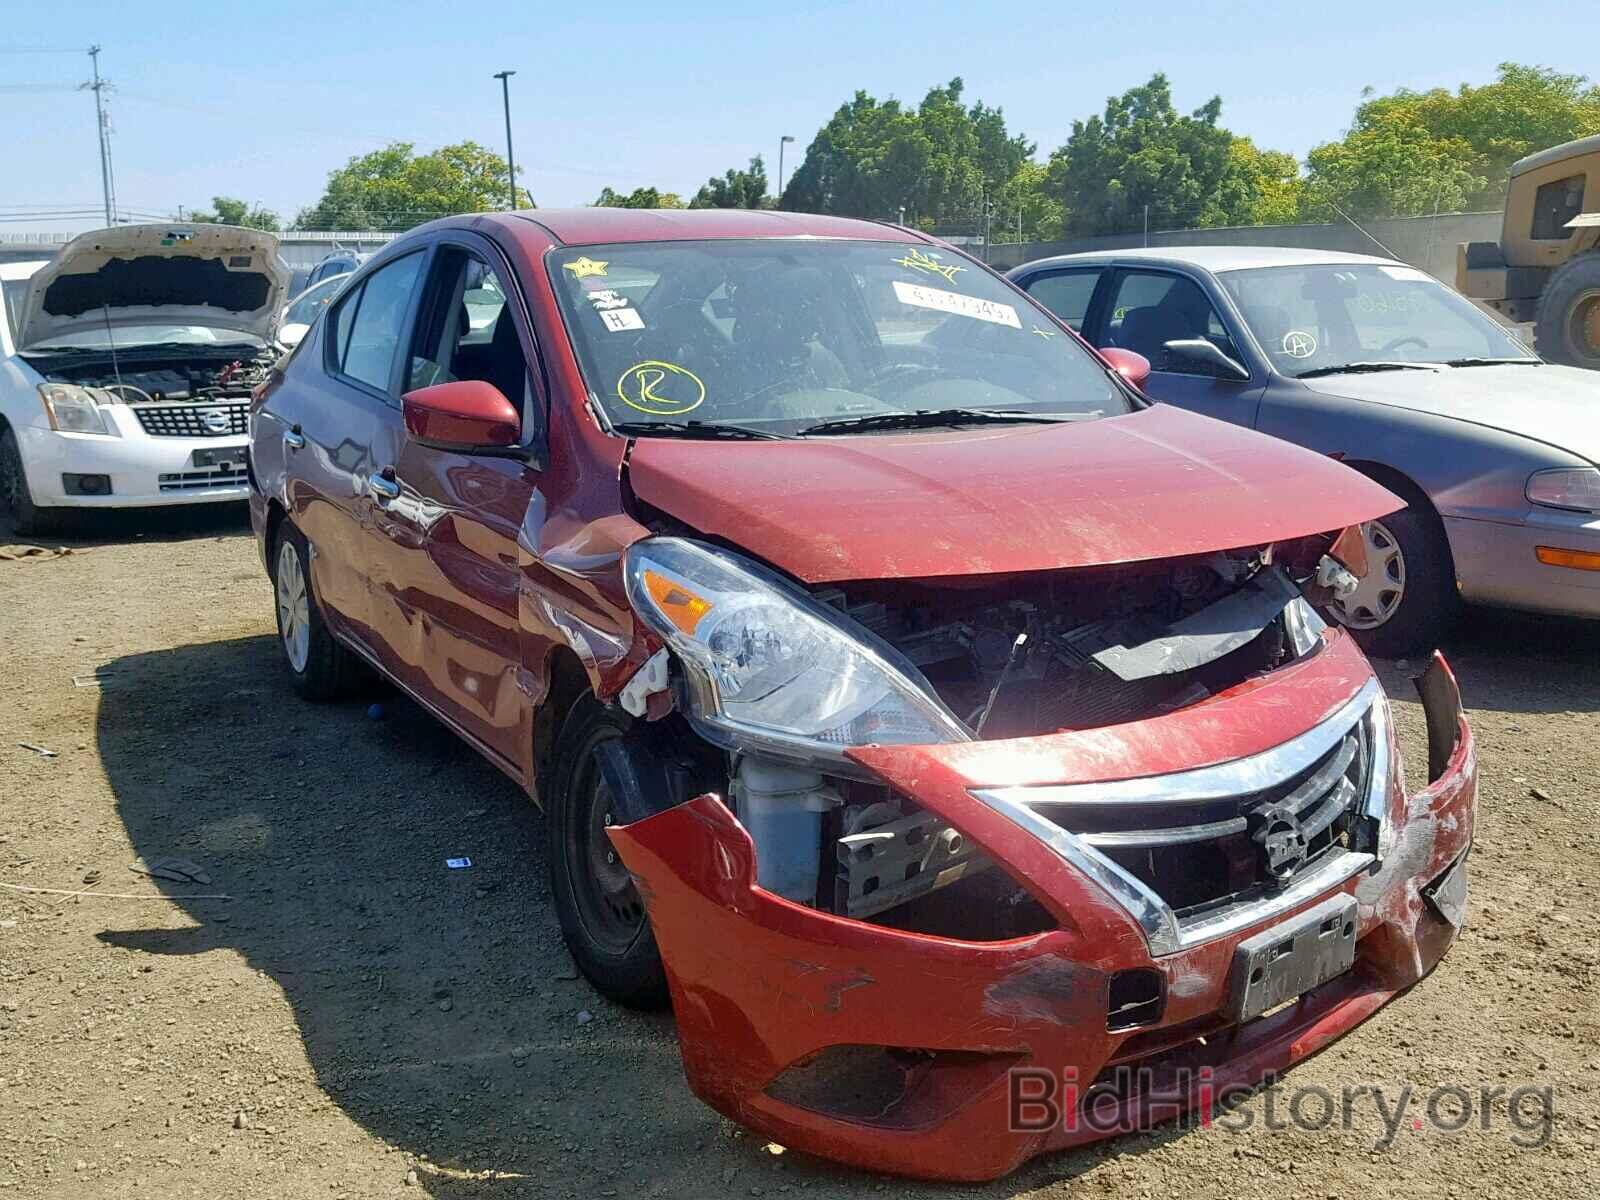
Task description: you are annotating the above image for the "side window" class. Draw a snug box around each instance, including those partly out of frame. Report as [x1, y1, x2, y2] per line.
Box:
[1022, 270, 1102, 331]
[1531, 174, 1586, 240]
[409, 247, 535, 435]
[337, 252, 425, 393]
[1104, 271, 1240, 376]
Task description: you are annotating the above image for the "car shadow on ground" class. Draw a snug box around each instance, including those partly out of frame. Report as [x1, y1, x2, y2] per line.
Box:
[94, 633, 1181, 1196]
[0, 500, 252, 550]
[1424, 603, 1600, 715]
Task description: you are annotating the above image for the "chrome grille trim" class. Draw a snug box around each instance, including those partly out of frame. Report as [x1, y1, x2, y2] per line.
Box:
[133, 403, 249, 438]
[972, 679, 1389, 957]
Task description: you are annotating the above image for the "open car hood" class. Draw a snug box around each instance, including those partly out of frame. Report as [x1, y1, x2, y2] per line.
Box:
[625, 405, 1401, 583]
[16, 224, 288, 350]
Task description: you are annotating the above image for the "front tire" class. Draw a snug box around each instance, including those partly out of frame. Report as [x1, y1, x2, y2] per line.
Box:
[0, 426, 64, 539]
[1534, 251, 1600, 369]
[546, 697, 669, 1009]
[1326, 508, 1458, 657]
[271, 521, 357, 700]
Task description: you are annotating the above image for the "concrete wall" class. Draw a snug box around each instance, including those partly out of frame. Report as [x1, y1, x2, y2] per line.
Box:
[986, 211, 1503, 280]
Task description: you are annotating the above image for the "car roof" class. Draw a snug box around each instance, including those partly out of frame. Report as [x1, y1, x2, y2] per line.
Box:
[505, 207, 923, 247]
[1015, 245, 1403, 274]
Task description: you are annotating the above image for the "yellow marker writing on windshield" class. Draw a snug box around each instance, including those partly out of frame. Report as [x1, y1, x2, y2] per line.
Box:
[616, 360, 706, 416]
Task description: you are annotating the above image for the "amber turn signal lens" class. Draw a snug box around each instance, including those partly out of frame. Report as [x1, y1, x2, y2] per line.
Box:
[642, 569, 713, 633]
[1535, 545, 1600, 572]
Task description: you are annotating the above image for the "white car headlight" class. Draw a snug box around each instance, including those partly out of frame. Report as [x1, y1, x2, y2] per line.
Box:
[624, 537, 969, 761]
[1527, 467, 1600, 513]
[37, 383, 120, 437]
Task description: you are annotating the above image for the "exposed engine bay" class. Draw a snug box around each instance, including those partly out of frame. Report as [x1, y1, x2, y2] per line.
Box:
[34, 352, 273, 405]
[630, 542, 1352, 935]
[813, 547, 1308, 740]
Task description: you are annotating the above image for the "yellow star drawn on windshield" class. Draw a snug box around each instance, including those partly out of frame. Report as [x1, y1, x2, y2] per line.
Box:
[564, 256, 609, 279]
[892, 247, 965, 285]
[1031, 326, 1057, 339]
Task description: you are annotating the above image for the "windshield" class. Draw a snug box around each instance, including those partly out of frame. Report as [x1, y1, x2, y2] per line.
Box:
[549, 239, 1128, 436]
[1219, 263, 1535, 376]
[281, 274, 351, 329]
[24, 324, 265, 353]
[2, 277, 32, 346]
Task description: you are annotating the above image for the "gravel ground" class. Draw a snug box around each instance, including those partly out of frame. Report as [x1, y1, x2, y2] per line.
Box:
[0, 506, 1596, 1199]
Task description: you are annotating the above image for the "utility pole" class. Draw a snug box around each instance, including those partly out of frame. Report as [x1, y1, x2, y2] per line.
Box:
[1143, 204, 1149, 247]
[83, 46, 116, 225]
[493, 70, 518, 210]
[777, 135, 795, 205]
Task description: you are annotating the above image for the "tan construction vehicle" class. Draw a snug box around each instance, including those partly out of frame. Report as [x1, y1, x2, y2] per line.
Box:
[1458, 134, 1600, 368]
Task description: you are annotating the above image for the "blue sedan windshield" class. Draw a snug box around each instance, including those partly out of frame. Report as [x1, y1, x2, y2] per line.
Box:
[1219, 264, 1535, 375]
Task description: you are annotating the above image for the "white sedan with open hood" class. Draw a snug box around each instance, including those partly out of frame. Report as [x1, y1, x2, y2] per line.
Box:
[0, 224, 288, 535]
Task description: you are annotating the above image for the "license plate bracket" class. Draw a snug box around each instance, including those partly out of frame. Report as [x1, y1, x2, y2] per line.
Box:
[1228, 893, 1358, 1022]
[191, 447, 243, 471]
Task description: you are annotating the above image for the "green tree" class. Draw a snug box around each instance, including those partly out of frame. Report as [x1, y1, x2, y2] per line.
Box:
[1228, 139, 1306, 226]
[690, 155, 769, 208]
[593, 186, 686, 209]
[1304, 63, 1600, 218]
[781, 78, 1033, 223]
[184, 196, 281, 231]
[1045, 74, 1277, 236]
[294, 142, 530, 231]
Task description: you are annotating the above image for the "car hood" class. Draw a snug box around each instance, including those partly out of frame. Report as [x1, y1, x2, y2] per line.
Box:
[625, 405, 1401, 583]
[16, 224, 288, 350]
[1301, 363, 1600, 464]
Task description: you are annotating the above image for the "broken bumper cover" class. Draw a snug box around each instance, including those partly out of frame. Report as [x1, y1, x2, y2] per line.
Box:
[608, 638, 1476, 1181]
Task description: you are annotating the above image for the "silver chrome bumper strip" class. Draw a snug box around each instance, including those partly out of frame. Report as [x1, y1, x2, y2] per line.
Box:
[972, 679, 1389, 957]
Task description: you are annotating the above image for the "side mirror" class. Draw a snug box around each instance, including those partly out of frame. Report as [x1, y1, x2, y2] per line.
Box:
[1099, 346, 1152, 388]
[275, 321, 309, 350]
[402, 380, 521, 450]
[1163, 338, 1250, 381]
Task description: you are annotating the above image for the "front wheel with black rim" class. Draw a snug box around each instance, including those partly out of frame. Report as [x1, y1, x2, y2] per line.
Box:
[1326, 508, 1459, 658]
[546, 698, 670, 1009]
[272, 522, 358, 700]
[0, 426, 64, 538]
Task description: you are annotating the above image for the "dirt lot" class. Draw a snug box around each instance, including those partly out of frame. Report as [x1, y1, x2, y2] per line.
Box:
[0, 506, 1596, 1199]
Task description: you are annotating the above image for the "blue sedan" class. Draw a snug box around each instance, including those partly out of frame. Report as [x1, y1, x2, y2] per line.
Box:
[1010, 246, 1600, 655]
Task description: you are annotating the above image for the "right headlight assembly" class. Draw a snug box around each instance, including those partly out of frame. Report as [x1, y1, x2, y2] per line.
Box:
[37, 383, 120, 437]
[623, 537, 969, 763]
[1526, 466, 1600, 513]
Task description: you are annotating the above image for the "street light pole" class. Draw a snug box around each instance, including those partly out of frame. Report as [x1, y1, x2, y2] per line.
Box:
[777, 134, 795, 205]
[493, 70, 518, 210]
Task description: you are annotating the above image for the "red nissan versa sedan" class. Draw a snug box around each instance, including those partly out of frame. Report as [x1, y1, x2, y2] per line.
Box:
[248, 209, 1476, 1181]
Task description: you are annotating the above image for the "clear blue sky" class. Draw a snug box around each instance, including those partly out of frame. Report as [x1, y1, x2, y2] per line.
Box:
[4, 0, 1598, 232]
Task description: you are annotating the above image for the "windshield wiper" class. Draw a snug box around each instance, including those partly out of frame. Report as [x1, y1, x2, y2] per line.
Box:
[798, 408, 1092, 436]
[608, 419, 786, 441]
[1440, 357, 1541, 368]
[1294, 361, 1444, 379]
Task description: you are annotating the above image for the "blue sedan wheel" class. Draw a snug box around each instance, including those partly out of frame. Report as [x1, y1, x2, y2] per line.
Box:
[1330, 520, 1405, 630]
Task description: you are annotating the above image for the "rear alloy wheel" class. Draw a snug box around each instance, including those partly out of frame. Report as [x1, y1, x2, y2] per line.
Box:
[547, 698, 669, 1009]
[0, 426, 63, 538]
[271, 522, 357, 700]
[1326, 507, 1458, 658]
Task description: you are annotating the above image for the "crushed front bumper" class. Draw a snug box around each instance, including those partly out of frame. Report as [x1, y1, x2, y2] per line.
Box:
[609, 637, 1476, 1181]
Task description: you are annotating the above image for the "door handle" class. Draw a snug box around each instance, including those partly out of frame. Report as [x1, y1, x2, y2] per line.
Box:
[283, 424, 306, 451]
[368, 468, 401, 502]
